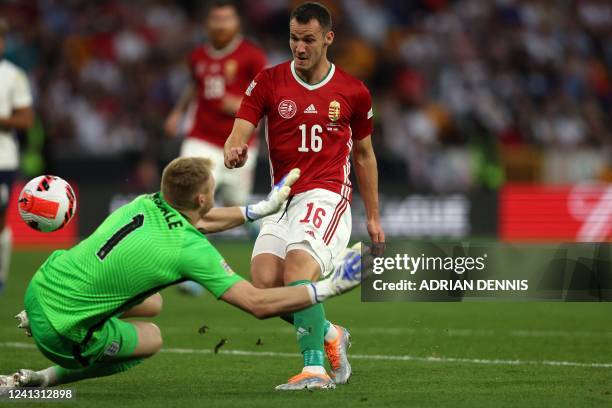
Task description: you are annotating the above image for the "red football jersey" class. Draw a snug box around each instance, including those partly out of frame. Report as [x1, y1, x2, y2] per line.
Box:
[188, 37, 266, 148]
[236, 61, 373, 200]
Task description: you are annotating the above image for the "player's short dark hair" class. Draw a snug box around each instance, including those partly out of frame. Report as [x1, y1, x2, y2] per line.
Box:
[0, 18, 9, 37]
[290, 2, 332, 32]
[162, 157, 214, 211]
[206, 0, 239, 16]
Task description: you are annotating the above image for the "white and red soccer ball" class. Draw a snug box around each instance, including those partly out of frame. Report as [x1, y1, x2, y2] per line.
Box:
[18, 175, 77, 232]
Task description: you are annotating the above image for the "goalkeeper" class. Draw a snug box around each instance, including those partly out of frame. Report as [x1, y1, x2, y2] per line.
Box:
[0, 157, 363, 389]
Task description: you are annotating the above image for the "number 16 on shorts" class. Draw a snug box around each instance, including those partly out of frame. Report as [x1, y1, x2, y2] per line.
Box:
[257, 188, 352, 275]
[299, 202, 326, 228]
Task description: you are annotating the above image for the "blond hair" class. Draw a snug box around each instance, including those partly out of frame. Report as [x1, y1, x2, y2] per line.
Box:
[161, 157, 214, 210]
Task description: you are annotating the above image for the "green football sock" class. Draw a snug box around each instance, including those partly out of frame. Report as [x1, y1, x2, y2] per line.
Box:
[289, 280, 326, 367]
[324, 320, 331, 335]
[282, 314, 333, 339]
[51, 358, 143, 385]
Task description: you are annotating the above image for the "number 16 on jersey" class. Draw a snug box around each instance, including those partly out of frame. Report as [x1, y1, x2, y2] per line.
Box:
[298, 124, 323, 153]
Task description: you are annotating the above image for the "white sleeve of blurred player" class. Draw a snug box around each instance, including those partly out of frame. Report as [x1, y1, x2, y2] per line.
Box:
[0, 61, 33, 171]
[11, 65, 33, 108]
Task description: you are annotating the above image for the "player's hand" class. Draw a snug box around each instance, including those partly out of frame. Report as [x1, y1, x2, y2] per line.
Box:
[164, 110, 182, 138]
[224, 144, 249, 169]
[367, 219, 386, 256]
[242, 168, 300, 221]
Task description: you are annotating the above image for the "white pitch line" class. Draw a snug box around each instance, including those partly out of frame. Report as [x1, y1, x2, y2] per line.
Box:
[2, 342, 611, 369]
[159, 326, 612, 338]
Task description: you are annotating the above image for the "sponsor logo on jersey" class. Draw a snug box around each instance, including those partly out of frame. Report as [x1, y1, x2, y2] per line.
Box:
[220, 259, 235, 276]
[304, 104, 318, 114]
[104, 341, 120, 356]
[245, 80, 257, 96]
[328, 100, 341, 122]
[224, 59, 237, 81]
[278, 99, 297, 119]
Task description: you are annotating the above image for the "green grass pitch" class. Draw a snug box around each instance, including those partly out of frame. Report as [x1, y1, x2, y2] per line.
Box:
[1, 241, 611, 407]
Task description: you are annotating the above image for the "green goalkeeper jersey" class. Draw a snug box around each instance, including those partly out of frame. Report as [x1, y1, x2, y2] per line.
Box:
[28, 192, 243, 343]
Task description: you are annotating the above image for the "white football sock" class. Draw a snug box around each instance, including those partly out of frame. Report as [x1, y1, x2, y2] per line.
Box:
[302, 365, 326, 375]
[324, 324, 339, 342]
[0, 227, 12, 284]
[37, 366, 58, 387]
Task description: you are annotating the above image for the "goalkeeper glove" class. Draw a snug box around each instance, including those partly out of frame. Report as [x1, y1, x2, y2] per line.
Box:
[309, 243, 364, 303]
[240, 168, 300, 222]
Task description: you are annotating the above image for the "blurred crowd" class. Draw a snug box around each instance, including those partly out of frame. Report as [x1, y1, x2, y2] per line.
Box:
[1, 0, 611, 191]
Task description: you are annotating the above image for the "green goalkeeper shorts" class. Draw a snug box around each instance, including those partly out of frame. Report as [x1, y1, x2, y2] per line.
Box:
[24, 283, 139, 369]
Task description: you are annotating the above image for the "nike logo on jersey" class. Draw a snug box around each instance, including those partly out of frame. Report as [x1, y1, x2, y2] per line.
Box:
[303, 104, 318, 114]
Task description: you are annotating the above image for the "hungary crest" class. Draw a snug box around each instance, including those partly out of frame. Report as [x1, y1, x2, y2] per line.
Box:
[328, 100, 340, 122]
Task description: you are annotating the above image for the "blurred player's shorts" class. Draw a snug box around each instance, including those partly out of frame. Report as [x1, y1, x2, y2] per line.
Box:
[0, 170, 17, 212]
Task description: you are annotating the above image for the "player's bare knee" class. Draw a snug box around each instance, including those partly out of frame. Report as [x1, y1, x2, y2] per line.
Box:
[283, 249, 321, 285]
[138, 293, 163, 317]
[134, 322, 163, 357]
[251, 269, 282, 289]
[148, 293, 163, 316]
[151, 323, 163, 353]
[144, 323, 163, 355]
[251, 254, 284, 289]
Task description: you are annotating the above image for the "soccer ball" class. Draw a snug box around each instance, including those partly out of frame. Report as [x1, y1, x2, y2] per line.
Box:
[18, 175, 77, 232]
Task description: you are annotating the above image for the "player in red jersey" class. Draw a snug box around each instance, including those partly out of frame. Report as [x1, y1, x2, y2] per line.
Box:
[165, 0, 266, 206]
[165, 0, 267, 295]
[224, 2, 385, 390]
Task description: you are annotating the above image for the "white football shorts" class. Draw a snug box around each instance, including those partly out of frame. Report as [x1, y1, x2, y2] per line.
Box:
[180, 137, 258, 206]
[252, 188, 352, 277]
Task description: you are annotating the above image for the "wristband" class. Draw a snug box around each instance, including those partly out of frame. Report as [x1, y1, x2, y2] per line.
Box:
[239, 206, 255, 222]
[309, 280, 334, 303]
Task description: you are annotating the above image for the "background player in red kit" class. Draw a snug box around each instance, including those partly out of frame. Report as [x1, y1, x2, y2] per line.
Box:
[165, 0, 266, 295]
[165, 0, 266, 207]
[225, 2, 385, 391]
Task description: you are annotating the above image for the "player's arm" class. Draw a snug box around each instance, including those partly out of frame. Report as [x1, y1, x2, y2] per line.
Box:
[0, 69, 33, 132]
[223, 118, 255, 168]
[196, 207, 245, 234]
[221, 247, 363, 319]
[0, 106, 34, 131]
[220, 48, 267, 116]
[220, 93, 243, 115]
[353, 135, 385, 253]
[164, 84, 194, 137]
[196, 168, 300, 233]
[225, 68, 269, 168]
